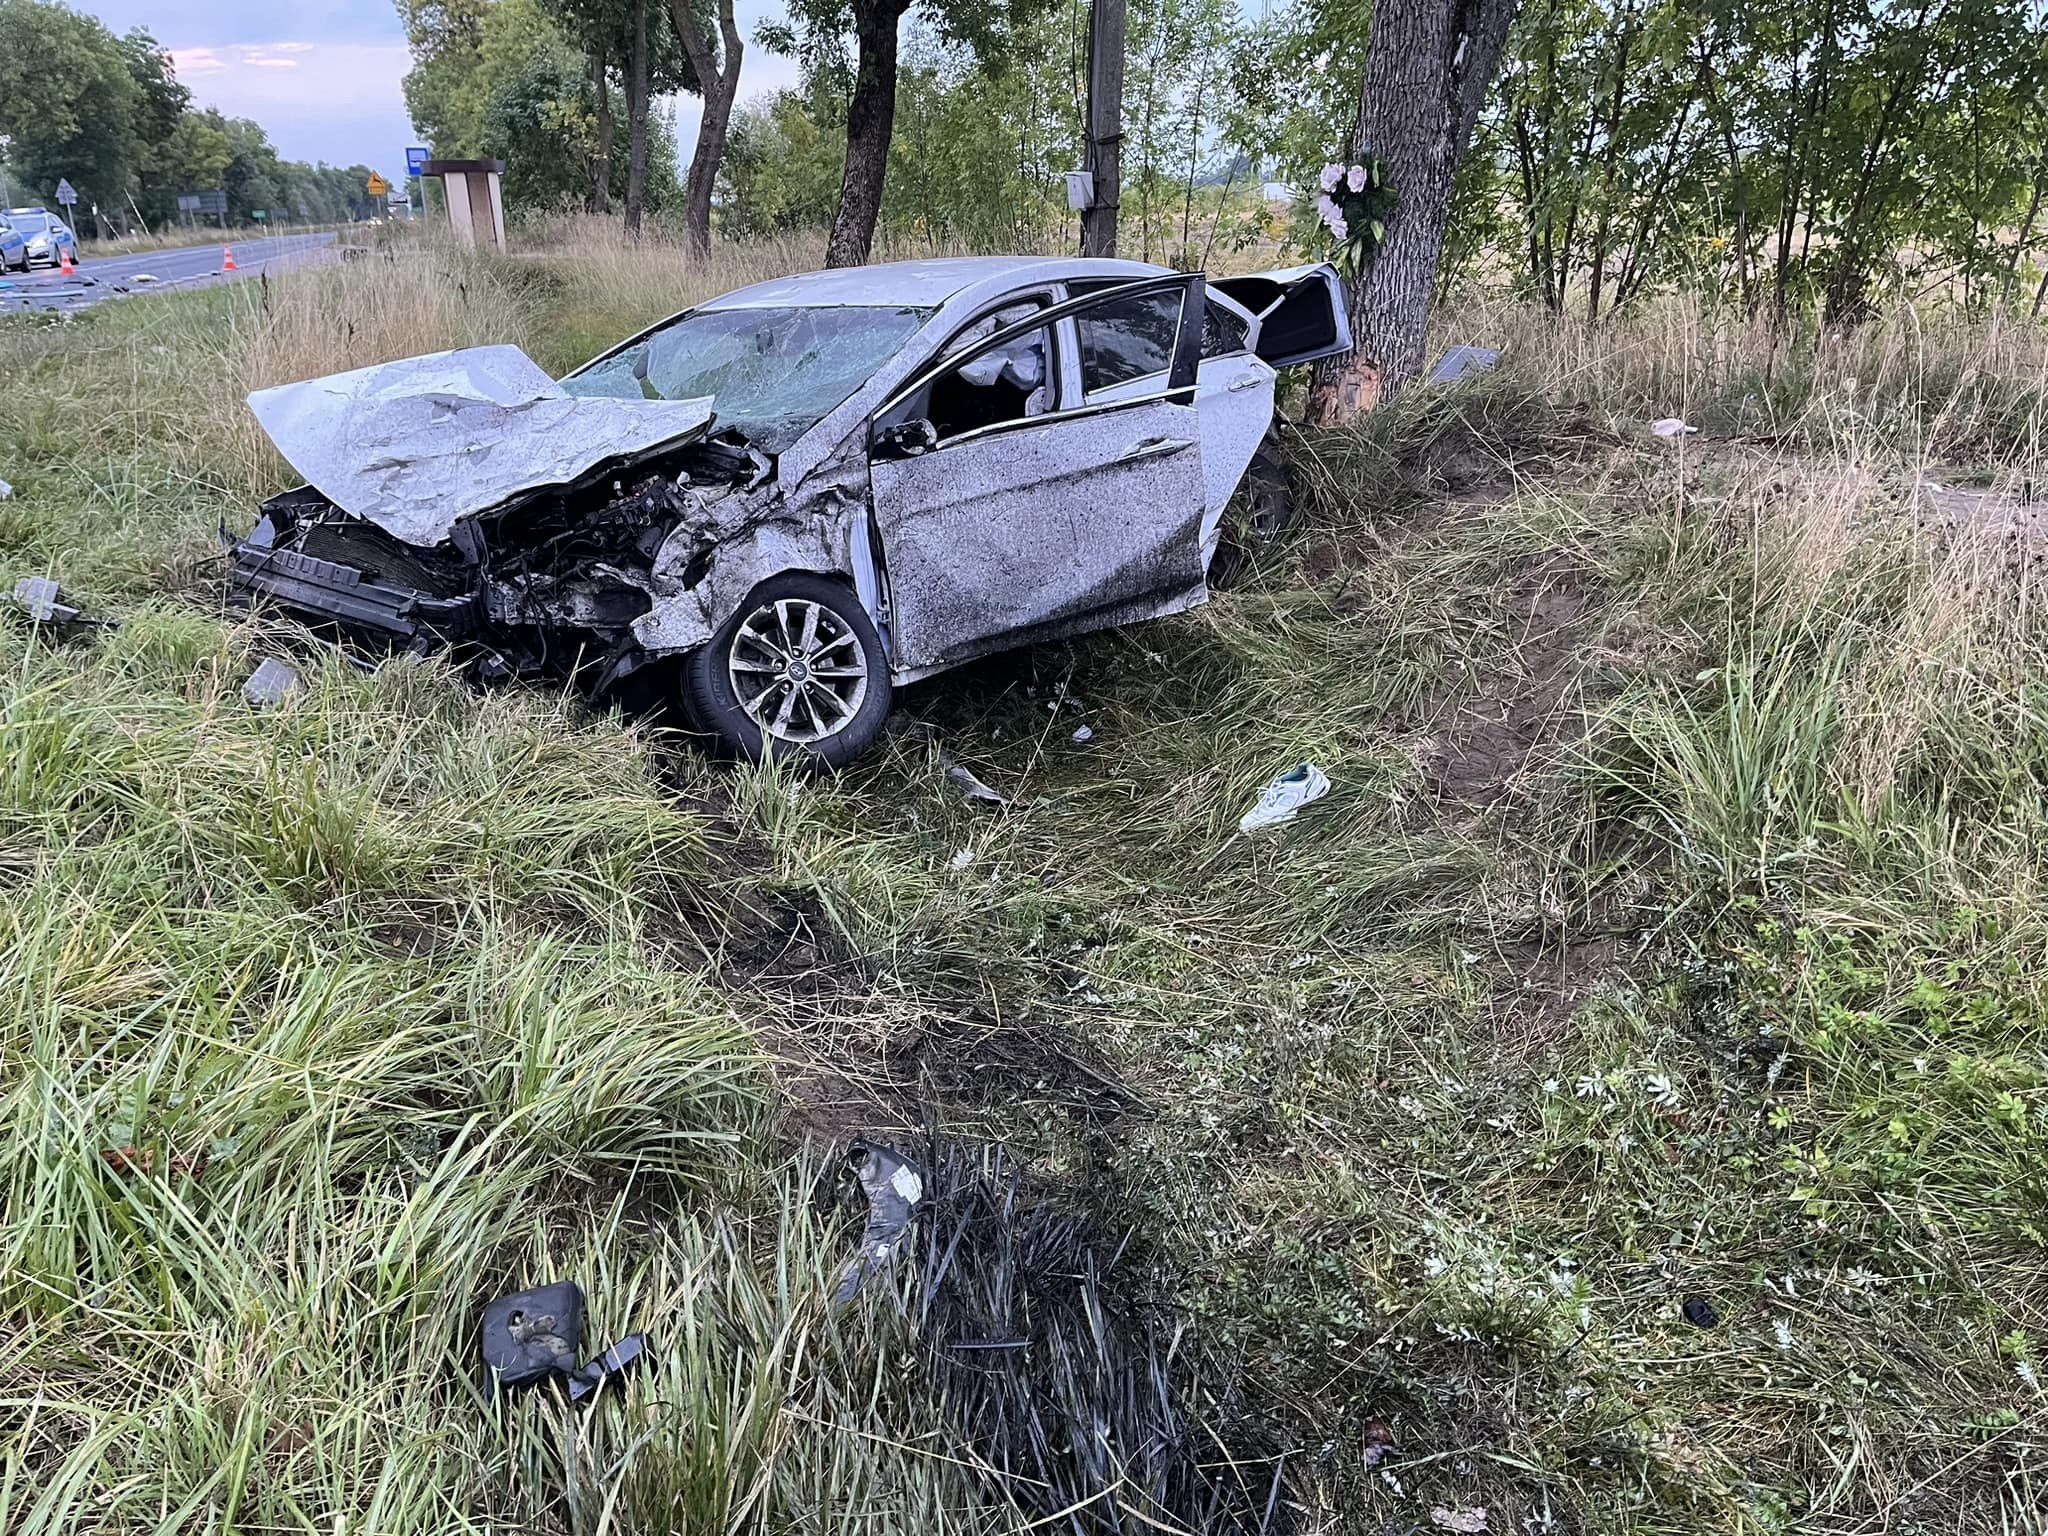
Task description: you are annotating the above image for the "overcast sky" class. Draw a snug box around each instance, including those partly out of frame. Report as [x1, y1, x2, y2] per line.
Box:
[71, 0, 800, 178]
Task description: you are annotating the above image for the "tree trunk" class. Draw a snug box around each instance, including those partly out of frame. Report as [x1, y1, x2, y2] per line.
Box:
[1582, 1, 1636, 329]
[1081, 0, 1126, 257]
[1309, 0, 1522, 422]
[590, 47, 613, 214]
[670, 0, 743, 258]
[827, 0, 909, 268]
[624, 0, 650, 236]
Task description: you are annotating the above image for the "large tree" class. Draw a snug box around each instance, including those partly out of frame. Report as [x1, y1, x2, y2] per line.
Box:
[1310, 0, 1521, 418]
[0, 0, 142, 214]
[666, 0, 744, 255]
[544, 0, 695, 233]
[824, 0, 912, 265]
[764, 0, 1046, 267]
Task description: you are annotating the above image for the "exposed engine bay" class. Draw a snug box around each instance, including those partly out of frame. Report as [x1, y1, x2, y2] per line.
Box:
[229, 435, 764, 692]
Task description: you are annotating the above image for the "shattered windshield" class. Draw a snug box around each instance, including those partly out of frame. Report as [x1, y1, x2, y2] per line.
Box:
[563, 304, 932, 453]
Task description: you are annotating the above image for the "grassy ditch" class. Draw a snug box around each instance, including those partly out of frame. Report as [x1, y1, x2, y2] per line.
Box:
[5, 226, 2048, 1532]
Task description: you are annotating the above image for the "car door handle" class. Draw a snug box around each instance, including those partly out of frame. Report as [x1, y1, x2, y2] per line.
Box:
[1117, 436, 1195, 463]
[1227, 374, 1265, 391]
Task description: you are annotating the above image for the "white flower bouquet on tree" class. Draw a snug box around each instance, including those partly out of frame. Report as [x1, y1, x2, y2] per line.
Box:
[1311, 155, 1398, 278]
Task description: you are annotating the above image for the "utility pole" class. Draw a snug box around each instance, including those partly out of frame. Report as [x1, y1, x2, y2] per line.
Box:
[1080, 0, 1125, 257]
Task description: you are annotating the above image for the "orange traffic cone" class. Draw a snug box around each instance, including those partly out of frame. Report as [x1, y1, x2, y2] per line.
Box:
[57, 246, 74, 275]
[222, 245, 237, 272]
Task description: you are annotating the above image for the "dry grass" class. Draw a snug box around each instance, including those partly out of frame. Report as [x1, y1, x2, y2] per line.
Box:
[9, 228, 2048, 1531]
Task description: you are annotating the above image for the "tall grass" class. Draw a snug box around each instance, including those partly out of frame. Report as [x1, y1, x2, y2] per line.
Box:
[1437, 289, 2048, 461]
[11, 227, 2048, 1530]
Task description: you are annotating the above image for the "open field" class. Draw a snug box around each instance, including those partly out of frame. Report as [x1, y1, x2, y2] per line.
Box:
[6, 219, 2048, 1532]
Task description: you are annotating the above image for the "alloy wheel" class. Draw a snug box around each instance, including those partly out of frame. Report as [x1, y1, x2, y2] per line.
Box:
[726, 596, 871, 744]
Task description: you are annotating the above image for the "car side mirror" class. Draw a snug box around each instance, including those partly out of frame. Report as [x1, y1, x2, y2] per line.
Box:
[874, 417, 938, 461]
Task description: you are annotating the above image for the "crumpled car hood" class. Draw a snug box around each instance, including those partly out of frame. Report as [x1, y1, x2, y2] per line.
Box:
[247, 344, 716, 546]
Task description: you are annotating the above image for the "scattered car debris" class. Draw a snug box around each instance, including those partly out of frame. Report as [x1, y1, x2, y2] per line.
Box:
[1427, 345, 1500, 385]
[566, 1331, 648, 1403]
[479, 1278, 649, 1402]
[943, 757, 1008, 806]
[11, 575, 81, 625]
[1649, 417, 1699, 438]
[1071, 724, 1093, 743]
[130, 273, 159, 284]
[1239, 762, 1331, 832]
[829, 1140, 925, 1304]
[0, 479, 12, 499]
[228, 257, 1354, 768]
[1431, 1507, 1489, 1533]
[1681, 1294, 1719, 1327]
[242, 655, 303, 708]
[481, 1279, 584, 1390]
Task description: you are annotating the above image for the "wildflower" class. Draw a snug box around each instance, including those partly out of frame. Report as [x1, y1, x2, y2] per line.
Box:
[1347, 163, 1367, 192]
[1319, 162, 1344, 193]
[1543, 1078, 1561, 1094]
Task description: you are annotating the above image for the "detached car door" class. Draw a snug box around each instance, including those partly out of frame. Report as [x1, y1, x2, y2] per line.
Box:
[868, 275, 1209, 675]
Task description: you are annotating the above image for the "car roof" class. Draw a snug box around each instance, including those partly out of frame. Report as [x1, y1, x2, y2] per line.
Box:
[700, 255, 1170, 311]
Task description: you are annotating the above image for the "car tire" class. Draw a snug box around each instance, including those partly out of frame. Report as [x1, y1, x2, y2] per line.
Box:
[1209, 433, 1297, 589]
[683, 571, 893, 769]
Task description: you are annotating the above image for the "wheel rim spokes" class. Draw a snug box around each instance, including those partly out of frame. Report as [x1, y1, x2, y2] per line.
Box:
[728, 597, 869, 744]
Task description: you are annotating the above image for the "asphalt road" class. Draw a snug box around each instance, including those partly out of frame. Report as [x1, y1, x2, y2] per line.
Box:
[0, 230, 340, 314]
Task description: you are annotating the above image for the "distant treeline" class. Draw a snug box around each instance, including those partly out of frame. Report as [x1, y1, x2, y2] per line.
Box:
[0, 0, 386, 232]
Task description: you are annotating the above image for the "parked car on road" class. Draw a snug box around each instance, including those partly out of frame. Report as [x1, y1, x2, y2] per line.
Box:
[6, 207, 76, 267]
[0, 218, 26, 272]
[229, 256, 1351, 765]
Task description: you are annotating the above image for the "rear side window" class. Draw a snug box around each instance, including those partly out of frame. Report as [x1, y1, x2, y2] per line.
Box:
[1077, 289, 1184, 393]
[1201, 298, 1250, 359]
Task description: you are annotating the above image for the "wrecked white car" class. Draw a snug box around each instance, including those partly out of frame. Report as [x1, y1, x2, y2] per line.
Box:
[229, 256, 1349, 764]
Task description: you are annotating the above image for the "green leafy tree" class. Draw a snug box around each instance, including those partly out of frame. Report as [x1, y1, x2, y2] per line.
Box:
[399, 0, 498, 154]
[0, 0, 142, 220]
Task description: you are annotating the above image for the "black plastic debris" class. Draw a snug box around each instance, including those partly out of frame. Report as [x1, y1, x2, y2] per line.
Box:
[1681, 1294, 1719, 1328]
[567, 1332, 647, 1403]
[830, 1140, 925, 1304]
[479, 1279, 650, 1402]
[11, 576, 80, 625]
[1427, 345, 1501, 386]
[481, 1279, 585, 1391]
[243, 656, 303, 708]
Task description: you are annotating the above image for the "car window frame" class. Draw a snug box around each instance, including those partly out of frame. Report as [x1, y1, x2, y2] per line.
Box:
[870, 274, 1204, 459]
[1061, 277, 1199, 399]
[874, 296, 1063, 451]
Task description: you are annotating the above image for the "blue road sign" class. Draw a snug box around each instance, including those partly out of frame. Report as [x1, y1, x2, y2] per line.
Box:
[406, 146, 429, 176]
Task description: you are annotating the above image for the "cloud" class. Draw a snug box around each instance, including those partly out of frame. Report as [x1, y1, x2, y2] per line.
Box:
[240, 55, 302, 69]
[171, 47, 227, 75]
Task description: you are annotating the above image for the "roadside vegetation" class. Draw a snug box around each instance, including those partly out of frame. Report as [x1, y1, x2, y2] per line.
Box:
[5, 222, 2048, 1531]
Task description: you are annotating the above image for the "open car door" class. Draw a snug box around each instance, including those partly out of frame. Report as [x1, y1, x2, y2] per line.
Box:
[1207, 262, 1352, 369]
[868, 275, 1210, 677]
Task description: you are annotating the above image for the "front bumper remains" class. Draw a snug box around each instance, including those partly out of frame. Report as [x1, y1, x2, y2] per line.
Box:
[226, 514, 478, 644]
